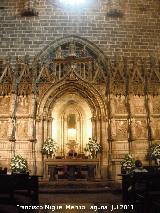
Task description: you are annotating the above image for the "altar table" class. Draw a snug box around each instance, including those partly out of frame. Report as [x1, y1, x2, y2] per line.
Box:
[43, 159, 100, 181]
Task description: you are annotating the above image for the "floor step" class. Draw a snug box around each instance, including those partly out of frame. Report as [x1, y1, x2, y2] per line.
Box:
[39, 180, 113, 193]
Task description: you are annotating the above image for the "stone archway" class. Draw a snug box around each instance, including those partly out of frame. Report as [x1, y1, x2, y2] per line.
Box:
[51, 93, 92, 156]
[33, 35, 109, 179]
[36, 68, 108, 178]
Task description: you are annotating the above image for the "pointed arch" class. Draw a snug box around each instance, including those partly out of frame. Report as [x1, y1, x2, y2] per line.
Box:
[32, 35, 108, 84]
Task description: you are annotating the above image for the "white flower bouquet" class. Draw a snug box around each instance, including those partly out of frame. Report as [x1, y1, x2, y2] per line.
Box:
[149, 143, 160, 160]
[10, 155, 28, 173]
[41, 138, 58, 157]
[121, 154, 135, 173]
[84, 138, 101, 158]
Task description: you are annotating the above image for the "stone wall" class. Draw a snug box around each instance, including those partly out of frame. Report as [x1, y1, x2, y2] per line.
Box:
[0, 0, 160, 59]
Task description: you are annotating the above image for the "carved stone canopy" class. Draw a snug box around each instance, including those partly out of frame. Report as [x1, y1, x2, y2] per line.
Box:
[0, 36, 160, 96]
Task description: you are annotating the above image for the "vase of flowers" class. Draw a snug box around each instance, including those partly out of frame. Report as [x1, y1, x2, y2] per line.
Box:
[41, 138, 58, 158]
[10, 155, 28, 173]
[149, 143, 160, 165]
[84, 138, 101, 159]
[121, 154, 135, 174]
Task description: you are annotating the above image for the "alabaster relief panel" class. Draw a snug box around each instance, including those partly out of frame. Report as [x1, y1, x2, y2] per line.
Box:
[133, 141, 148, 150]
[152, 96, 160, 114]
[132, 119, 147, 139]
[16, 120, 28, 140]
[113, 96, 127, 114]
[132, 96, 146, 114]
[17, 96, 29, 114]
[151, 119, 160, 139]
[0, 120, 8, 139]
[0, 97, 10, 114]
[115, 120, 128, 140]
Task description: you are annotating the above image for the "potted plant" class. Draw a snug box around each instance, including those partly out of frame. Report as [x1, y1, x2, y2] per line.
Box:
[121, 154, 135, 174]
[84, 138, 101, 159]
[149, 143, 160, 165]
[10, 155, 28, 173]
[41, 138, 58, 158]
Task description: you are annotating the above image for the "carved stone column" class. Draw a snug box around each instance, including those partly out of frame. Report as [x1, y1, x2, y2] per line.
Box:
[9, 89, 18, 158]
[36, 115, 43, 175]
[100, 115, 108, 179]
[29, 93, 37, 175]
[47, 116, 53, 138]
[43, 115, 48, 141]
[96, 114, 101, 145]
[91, 115, 96, 139]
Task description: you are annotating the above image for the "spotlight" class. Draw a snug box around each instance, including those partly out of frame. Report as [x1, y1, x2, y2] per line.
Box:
[59, 0, 85, 6]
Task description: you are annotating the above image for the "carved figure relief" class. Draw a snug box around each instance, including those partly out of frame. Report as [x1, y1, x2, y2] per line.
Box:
[132, 96, 146, 114]
[152, 120, 160, 139]
[115, 120, 128, 140]
[134, 141, 148, 150]
[55, 46, 62, 59]
[69, 43, 76, 57]
[0, 120, 8, 138]
[132, 120, 147, 139]
[0, 84, 12, 96]
[16, 120, 28, 140]
[0, 97, 10, 114]
[113, 96, 126, 114]
[18, 83, 32, 96]
[17, 96, 29, 114]
[152, 96, 160, 114]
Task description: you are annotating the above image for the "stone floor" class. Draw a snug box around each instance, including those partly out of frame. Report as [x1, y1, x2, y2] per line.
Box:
[0, 192, 123, 213]
[38, 191, 123, 213]
[0, 181, 124, 213]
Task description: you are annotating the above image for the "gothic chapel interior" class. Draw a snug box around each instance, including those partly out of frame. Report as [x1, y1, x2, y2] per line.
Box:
[0, 0, 160, 182]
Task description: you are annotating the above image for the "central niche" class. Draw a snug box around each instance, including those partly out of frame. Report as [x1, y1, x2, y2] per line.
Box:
[52, 93, 92, 156]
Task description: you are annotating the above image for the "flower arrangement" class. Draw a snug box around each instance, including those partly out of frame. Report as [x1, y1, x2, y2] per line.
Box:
[10, 155, 28, 173]
[149, 143, 160, 160]
[84, 138, 101, 158]
[41, 138, 58, 157]
[121, 154, 135, 173]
